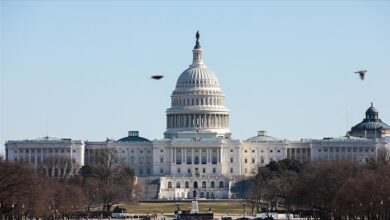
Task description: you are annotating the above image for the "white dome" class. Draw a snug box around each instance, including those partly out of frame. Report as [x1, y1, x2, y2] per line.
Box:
[175, 66, 220, 89]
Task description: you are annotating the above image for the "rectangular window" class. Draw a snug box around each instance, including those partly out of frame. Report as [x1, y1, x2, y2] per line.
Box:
[213, 168, 216, 173]
[252, 158, 255, 163]
[270, 150, 273, 153]
[230, 168, 233, 173]
[160, 157, 164, 163]
[230, 158, 233, 163]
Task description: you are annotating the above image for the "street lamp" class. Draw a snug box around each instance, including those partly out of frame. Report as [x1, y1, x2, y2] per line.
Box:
[11, 203, 15, 220]
[21, 204, 24, 220]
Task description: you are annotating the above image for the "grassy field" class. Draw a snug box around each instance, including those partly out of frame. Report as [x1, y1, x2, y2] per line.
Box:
[120, 201, 246, 215]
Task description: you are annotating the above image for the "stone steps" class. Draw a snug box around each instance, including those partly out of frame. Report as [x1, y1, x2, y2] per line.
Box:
[140, 177, 160, 200]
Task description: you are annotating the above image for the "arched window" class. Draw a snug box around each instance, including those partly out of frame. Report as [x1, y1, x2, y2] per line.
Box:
[219, 181, 224, 188]
[202, 181, 206, 188]
[194, 181, 198, 189]
[176, 182, 181, 188]
[185, 181, 189, 188]
[211, 181, 215, 188]
[168, 181, 172, 189]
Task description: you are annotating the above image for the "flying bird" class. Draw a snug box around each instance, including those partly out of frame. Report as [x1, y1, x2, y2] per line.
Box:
[354, 70, 367, 80]
[151, 75, 164, 80]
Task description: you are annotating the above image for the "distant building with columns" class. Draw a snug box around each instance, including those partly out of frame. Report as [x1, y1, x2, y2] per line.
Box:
[5, 32, 390, 199]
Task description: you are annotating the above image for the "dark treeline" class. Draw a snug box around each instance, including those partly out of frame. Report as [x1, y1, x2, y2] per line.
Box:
[0, 149, 142, 219]
[245, 148, 390, 220]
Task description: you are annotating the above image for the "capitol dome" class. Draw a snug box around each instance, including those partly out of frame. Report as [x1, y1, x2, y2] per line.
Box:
[164, 32, 231, 139]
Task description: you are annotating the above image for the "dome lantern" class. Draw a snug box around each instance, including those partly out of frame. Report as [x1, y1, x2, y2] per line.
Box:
[365, 102, 379, 120]
[191, 31, 204, 67]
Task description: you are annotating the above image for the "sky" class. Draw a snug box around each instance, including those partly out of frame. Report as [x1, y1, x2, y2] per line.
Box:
[1, 1, 390, 155]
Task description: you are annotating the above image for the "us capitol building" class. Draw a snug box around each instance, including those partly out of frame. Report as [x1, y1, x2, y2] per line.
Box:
[5, 33, 390, 200]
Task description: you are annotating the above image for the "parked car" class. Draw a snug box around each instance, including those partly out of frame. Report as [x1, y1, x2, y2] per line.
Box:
[112, 207, 133, 218]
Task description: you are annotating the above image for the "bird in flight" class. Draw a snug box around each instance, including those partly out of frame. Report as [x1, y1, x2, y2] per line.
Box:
[354, 70, 367, 80]
[151, 75, 164, 80]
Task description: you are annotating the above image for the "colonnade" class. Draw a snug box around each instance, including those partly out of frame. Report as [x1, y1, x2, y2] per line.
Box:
[167, 114, 229, 129]
[172, 147, 221, 165]
[172, 97, 224, 106]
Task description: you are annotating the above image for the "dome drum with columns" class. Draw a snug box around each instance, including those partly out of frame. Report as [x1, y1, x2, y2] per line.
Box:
[164, 32, 231, 139]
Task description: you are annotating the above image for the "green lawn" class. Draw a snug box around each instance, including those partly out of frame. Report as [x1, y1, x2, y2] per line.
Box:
[120, 201, 246, 215]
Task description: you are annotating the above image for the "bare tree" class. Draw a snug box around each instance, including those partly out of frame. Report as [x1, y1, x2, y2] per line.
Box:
[286, 160, 359, 219]
[80, 148, 137, 211]
[245, 166, 272, 213]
